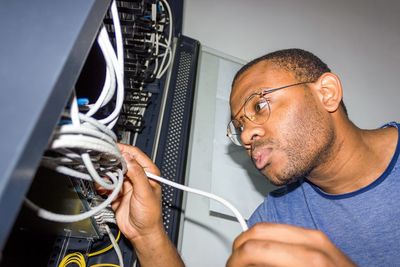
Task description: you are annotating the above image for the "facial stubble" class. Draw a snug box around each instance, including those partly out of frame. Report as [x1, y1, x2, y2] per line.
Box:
[260, 93, 336, 186]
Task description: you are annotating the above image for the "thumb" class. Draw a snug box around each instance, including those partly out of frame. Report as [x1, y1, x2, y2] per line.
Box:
[122, 152, 153, 193]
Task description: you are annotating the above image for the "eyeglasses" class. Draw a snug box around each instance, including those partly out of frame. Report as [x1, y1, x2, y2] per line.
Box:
[226, 81, 312, 146]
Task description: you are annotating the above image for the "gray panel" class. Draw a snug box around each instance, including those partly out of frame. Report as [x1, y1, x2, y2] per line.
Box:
[0, 0, 111, 252]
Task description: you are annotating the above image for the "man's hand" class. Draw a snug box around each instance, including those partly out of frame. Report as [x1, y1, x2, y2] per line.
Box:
[112, 144, 163, 243]
[111, 144, 184, 267]
[226, 223, 356, 267]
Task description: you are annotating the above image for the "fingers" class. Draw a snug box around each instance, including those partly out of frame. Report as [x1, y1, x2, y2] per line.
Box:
[229, 223, 355, 267]
[121, 152, 161, 198]
[227, 239, 331, 267]
[118, 143, 161, 176]
[118, 144, 162, 196]
[233, 223, 328, 251]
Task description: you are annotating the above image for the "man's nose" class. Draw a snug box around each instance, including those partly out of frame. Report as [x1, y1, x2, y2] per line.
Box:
[240, 119, 265, 149]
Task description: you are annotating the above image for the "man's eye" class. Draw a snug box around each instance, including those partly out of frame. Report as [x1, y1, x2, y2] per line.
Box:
[255, 99, 268, 113]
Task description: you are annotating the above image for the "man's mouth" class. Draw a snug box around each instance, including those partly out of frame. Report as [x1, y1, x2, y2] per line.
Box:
[252, 147, 273, 170]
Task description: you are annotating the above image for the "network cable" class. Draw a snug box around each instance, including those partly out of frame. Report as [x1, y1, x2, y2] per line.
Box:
[145, 172, 249, 231]
[156, 0, 173, 79]
[25, 0, 125, 223]
[104, 224, 124, 267]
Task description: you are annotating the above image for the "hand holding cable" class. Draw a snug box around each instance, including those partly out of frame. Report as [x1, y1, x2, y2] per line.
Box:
[112, 144, 184, 267]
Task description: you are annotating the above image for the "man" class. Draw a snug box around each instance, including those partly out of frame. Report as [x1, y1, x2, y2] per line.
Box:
[113, 49, 400, 266]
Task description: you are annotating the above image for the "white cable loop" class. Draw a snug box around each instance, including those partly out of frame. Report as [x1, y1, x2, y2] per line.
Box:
[51, 135, 118, 155]
[111, 1, 124, 72]
[97, 27, 125, 127]
[51, 138, 126, 173]
[86, 32, 116, 116]
[79, 114, 118, 141]
[81, 153, 116, 190]
[41, 159, 93, 181]
[145, 172, 249, 231]
[55, 125, 116, 145]
[41, 159, 119, 187]
[25, 170, 123, 223]
[27, 0, 126, 231]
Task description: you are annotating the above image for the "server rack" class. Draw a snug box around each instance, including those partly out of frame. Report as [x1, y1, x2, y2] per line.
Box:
[0, 1, 199, 266]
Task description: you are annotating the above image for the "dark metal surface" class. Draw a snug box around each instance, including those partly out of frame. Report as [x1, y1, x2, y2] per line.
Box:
[0, 0, 111, 253]
[155, 35, 200, 245]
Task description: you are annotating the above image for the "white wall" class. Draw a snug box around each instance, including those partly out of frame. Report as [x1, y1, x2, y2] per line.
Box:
[182, 0, 400, 128]
[179, 1, 400, 266]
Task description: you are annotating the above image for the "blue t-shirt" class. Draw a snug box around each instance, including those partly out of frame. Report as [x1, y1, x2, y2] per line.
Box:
[248, 122, 400, 266]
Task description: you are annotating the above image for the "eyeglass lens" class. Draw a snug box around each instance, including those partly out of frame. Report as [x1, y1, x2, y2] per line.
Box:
[227, 120, 243, 146]
[244, 94, 270, 124]
[227, 94, 271, 146]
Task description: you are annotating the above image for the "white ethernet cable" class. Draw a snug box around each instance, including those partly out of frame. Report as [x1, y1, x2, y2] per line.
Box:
[27, 89, 126, 222]
[85, 0, 124, 129]
[96, 26, 124, 128]
[105, 224, 124, 267]
[161, 0, 172, 48]
[79, 113, 118, 141]
[86, 1, 121, 118]
[25, 0, 127, 225]
[48, 115, 121, 179]
[111, 0, 124, 73]
[145, 172, 249, 232]
[30, 131, 125, 222]
[53, 124, 116, 145]
[85, 36, 116, 117]
[49, 130, 125, 187]
[40, 159, 100, 182]
[25, 170, 124, 223]
[156, 45, 172, 79]
[99, 0, 125, 129]
[156, 0, 173, 79]
[70, 94, 120, 190]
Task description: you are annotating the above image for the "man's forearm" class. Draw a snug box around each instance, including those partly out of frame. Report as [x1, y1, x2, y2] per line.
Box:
[131, 229, 184, 267]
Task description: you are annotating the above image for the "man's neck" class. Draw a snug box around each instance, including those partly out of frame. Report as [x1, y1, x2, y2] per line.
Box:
[306, 122, 398, 195]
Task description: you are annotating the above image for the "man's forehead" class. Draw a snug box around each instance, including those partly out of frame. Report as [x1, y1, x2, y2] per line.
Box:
[231, 62, 289, 99]
[234, 61, 274, 86]
[229, 62, 296, 117]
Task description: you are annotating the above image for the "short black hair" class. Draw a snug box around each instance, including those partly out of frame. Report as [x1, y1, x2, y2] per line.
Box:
[232, 48, 348, 116]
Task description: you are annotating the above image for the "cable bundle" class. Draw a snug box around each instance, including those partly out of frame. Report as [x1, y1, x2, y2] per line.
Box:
[25, 0, 125, 224]
[58, 252, 86, 267]
[86, 2, 124, 130]
[106, 0, 174, 140]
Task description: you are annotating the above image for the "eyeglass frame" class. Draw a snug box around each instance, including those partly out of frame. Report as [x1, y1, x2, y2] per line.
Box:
[226, 81, 314, 146]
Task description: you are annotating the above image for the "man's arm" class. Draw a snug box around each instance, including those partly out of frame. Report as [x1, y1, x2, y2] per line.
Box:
[111, 144, 184, 267]
[227, 223, 356, 267]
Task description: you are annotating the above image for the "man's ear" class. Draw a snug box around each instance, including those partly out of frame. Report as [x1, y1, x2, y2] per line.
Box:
[314, 72, 343, 113]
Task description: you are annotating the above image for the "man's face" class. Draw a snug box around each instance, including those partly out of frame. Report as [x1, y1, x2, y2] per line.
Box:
[230, 62, 335, 186]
